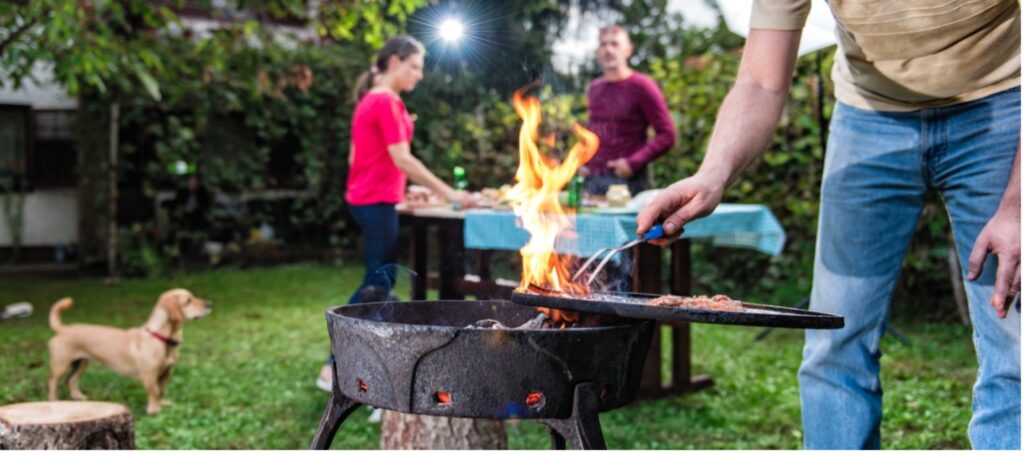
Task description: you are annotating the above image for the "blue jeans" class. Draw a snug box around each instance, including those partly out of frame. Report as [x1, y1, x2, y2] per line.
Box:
[327, 203, 400, 367]
[584, 165, 652, 196]
[799, 88, 1021, 449]
[346, 203, 399, 305]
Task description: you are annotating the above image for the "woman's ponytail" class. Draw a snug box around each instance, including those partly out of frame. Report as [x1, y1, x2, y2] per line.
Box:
[351, 36, 425, 103]
[352, 68, 377, 103]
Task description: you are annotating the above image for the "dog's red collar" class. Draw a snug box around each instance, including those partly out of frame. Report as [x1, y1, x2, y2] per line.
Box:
[145, 328, 180, 347]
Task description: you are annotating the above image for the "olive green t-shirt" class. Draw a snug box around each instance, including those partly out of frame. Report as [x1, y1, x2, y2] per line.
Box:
[751, 0, 1021, 111]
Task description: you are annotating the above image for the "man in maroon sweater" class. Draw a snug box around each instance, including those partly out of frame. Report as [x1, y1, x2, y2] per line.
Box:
[583, 25, 677, 196]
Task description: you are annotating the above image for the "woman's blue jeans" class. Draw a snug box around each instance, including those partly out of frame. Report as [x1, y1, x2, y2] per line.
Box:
[799, 88, 1021, 449]
[326, 203, 400, 367]
[346, 203, 399, 305]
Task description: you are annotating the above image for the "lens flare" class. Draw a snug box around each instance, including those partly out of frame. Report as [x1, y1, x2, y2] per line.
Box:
[439, 19, 464, 42]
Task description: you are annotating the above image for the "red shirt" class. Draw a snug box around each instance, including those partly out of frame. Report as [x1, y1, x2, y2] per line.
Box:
[345, 92, 414, 206]
[585, 72, 676, 175]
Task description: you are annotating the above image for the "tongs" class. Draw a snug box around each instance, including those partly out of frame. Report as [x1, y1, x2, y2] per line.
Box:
[572, 224, 668, 286]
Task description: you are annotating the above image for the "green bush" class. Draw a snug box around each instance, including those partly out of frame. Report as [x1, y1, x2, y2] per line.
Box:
[72, 15, 958, 317]
[117, 222, 167, 278]
[76, 34, 368, 265]
[407, 25, 958, 316]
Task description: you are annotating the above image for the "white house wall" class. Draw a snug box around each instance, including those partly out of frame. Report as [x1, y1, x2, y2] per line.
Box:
[0, 188, 78, 247]
[0, 63, 78, 249]
[0, 16, 313, 251]
[0, 63, 77, 109]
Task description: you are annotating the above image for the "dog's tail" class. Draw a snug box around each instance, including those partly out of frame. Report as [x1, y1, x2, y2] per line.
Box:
[49, 298, 73, 333]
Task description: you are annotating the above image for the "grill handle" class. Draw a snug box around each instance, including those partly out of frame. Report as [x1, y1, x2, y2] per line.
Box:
[641, 224, 665, 241]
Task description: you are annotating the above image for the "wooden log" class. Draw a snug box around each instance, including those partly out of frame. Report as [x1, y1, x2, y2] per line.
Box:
[0, 401, 135, 449]
[380, 411, 506, 449]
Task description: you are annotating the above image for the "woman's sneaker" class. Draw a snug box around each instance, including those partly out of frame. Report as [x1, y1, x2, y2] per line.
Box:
[368, 407, 383, 423]
[316, 364, 333, 393]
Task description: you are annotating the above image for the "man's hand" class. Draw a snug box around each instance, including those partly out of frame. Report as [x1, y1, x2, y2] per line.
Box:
[968, 208, 1021, 319]
[607, 158, 633, 179]
[636, 175, 725, 245]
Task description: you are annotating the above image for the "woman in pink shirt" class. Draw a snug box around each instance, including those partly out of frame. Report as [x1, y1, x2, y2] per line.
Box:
[318, 36, 474, 393]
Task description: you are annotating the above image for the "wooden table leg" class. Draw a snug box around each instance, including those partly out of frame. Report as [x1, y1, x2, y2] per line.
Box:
[477, 250, 492, 280]
[411, 217, 427, 301]
[476, 249, 493, 299]
[670, 238, 713, 393]
[439, 219, 465, 300]
[634, 243, 664, 398]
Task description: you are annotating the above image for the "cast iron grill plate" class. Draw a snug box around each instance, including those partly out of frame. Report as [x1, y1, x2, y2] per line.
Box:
[511, 290, 844, 329]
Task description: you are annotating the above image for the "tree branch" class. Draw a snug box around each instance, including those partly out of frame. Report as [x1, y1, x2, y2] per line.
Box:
[0, 16, 37, 57]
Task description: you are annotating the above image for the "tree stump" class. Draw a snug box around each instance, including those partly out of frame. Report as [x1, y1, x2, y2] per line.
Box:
[0, 401, 135, 449]
[380, 411, 506, 449]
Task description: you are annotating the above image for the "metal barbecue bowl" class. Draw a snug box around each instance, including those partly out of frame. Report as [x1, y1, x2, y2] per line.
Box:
[324, 300, 654, 420]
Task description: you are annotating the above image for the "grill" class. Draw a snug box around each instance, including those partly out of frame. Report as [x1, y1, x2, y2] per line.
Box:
[310, 300, 655, 450]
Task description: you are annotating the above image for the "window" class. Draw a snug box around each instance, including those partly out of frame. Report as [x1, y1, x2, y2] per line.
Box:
[0, 105, 30, 189]
[32, 110, 76, 188]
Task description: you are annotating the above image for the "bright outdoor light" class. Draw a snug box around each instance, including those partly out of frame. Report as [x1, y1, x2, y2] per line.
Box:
[439, 18, 464, 42]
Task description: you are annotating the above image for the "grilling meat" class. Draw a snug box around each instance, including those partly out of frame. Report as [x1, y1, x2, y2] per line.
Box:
[646, 294, 744, 312]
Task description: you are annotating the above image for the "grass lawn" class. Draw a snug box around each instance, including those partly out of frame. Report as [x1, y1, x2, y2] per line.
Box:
[0, 264, 976, 449]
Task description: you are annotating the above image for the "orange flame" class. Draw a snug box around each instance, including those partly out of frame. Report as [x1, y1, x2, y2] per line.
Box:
[507, 87, 599, 294]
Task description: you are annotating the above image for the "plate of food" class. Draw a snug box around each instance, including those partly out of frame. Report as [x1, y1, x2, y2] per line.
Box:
[586, 189, 662, 215]
[590, 206, 641, 215]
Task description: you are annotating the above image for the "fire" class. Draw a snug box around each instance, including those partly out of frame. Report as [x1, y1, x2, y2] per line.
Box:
[434, 391, 451, 405]
[507, 87, 599, 296]
[525, 391, 544, 407]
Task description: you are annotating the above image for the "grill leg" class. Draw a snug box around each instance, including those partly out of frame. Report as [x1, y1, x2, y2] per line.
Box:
[537, 382, 606, 450]
[548, 428, 567, 450]
[310, 363, 362, 450]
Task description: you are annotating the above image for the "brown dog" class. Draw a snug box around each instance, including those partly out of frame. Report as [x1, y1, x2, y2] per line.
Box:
[47, 289, 212, 414]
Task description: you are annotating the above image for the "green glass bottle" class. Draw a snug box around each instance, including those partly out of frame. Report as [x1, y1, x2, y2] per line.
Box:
[453, 166, 468, 210]
[567, 173, 584, 209]
[453, 166, 468, 191]
[576, 174, 585, 208]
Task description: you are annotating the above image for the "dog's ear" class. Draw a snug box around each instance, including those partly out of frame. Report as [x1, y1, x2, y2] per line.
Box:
[158, 292, 185, 325]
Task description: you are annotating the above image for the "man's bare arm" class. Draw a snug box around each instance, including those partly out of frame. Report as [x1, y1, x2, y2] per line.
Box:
[638, 28, 802, 235]
[388, 143, 475, 206]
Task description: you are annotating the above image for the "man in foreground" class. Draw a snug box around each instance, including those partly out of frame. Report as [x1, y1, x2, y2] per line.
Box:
[637, 1, 1020, 448]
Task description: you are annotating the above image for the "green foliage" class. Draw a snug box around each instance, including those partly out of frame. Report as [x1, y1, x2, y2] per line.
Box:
[0, 265, 975, 448]
[314, 0, 426, 47]
[0, 0, 176, 99]
[117, 222, 167, 278]
[75, 33, 371, 261]
[409, 85, 588, 189]
[406, 12, 956, 314]
[8, 1, 958, 305]
[0, 0, 426, 99]
[1, 0, 440, 272]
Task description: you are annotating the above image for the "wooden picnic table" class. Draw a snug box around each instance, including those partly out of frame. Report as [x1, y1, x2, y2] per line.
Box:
[397, 205, 713, 399]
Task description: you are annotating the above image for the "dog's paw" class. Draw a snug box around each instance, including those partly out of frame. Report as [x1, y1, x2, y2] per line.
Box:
[146, 404, 162, 415]
[70, 392, 89, 401]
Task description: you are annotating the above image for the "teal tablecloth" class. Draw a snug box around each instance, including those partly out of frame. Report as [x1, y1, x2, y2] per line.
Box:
[463, 204, 785, 257]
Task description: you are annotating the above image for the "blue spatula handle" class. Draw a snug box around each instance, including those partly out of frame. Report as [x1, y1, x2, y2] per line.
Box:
[642, 224, 665, 241]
